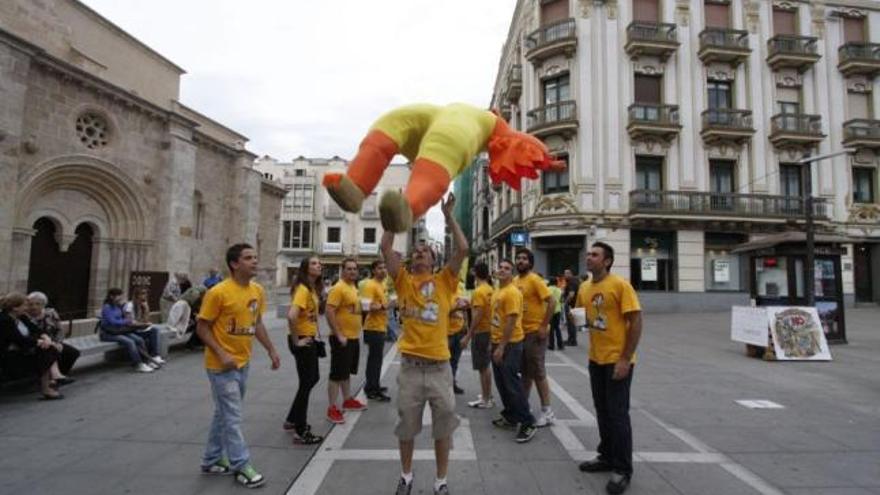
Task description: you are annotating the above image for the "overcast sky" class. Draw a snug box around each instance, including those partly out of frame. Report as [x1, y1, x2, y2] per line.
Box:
[81, 0, 517, 241]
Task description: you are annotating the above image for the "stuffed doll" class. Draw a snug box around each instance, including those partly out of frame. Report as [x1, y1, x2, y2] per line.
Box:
[322, 102, 565, 232]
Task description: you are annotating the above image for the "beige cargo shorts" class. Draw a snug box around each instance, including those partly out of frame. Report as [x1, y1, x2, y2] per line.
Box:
[394, 354, 460, 441]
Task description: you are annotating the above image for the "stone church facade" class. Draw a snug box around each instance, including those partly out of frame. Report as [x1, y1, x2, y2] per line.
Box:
[0, 0, 284, 317]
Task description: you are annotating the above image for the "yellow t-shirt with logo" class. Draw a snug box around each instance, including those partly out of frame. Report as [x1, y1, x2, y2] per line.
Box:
[361, 278, 388, 332]
[327, 280, 362, 339]
[198, 279, 266, 371]
[514, 272, 551, 333]
[576, 274, 641, 365]
[490, 283, 524, 344]
[394, 267, 456, 360]
[290, 284, 319, 337]
[448, 288, 466, 336]
[471, 282, 494, 333]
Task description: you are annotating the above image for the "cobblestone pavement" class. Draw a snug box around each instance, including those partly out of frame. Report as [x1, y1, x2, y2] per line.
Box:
[1, 308, 878, 495]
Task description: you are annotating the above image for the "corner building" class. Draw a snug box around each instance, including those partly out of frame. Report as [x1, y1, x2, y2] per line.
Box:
[0, 0, 284, 317]
[484, 0, 880, 310]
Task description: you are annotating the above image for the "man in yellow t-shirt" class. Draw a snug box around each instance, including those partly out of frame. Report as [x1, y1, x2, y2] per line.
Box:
[196, 243, 280, 488]
[490, 259, 536, 444]
[574, 242, 642, 495]
[325, 258, 367, 424]
[380, 193, 464, 495]
[514, 248, 555, 427]
[461, 262, 495, 409]
[361, 260, 391, 402]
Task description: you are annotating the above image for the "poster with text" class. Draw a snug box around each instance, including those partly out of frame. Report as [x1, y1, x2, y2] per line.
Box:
[730, 306, 769, 347]
[766, 306, 832, 361]
[713, 259, 731, 283]
[641, 257, 658, 282]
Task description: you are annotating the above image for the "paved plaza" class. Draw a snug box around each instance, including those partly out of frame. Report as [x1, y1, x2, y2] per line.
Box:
[1, 307, 879, 495]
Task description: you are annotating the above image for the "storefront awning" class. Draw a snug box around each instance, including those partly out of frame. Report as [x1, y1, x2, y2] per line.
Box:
[731, 232, 858, 254]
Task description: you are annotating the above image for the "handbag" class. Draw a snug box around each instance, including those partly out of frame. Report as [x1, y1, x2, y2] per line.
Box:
[314, 339, 327, 358]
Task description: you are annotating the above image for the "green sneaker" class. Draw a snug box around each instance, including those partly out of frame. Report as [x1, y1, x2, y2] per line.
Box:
[235, 464, 266, 488]
[201, 457, 231, 475]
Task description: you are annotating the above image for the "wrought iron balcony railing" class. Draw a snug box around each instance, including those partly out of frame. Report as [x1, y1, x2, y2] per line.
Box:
[527, 100, 577, 130]
[629, 190, 829, 219]
[770, 113, 823, 135]
[627, 21, 678, 43]
[490, 204, 522, 238]
[768, 35, 819, 57]
[628, 103, 680, 125]
[702, 108, 753, 129]
[699, 28, 749, 50]
[525, 18, 576, 52]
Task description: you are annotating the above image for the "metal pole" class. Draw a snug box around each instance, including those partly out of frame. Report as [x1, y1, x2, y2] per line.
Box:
[804, 167, 815, 307]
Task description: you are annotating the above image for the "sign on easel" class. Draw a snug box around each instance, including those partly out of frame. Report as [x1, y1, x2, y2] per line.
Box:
[730, 306, 832, 361]
[730, 306, 769, 347]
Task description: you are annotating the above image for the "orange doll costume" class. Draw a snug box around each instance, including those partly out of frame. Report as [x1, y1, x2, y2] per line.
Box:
[323, 103, 564, 232]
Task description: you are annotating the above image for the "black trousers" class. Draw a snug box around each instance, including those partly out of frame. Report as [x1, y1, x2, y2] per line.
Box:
[362, 330, 385, 393]
[57, 343, 80, 376]
[286, 336, 320, 430]
[564, 304, 578, 345]
[491, 342, 534, 426]
[1, 348, 59, 380]
[589, 361, 634, 476]
[547, 313, 564, 349]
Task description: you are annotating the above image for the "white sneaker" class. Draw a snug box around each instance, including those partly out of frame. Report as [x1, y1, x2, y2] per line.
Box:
[535, 408, 555, 427]
[152, 356, 167, 365]
[467, 396, 495, 409]
[147, 361, 161, 370]
[136, 363, 155, 373]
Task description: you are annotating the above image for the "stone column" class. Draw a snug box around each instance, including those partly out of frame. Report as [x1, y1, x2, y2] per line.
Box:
[677, 230, 705, 292]
[231, 153, 262, 246]
[159, 114, 197, 274]
[10, 228, 34, 292]
[0, 44, 31, 292]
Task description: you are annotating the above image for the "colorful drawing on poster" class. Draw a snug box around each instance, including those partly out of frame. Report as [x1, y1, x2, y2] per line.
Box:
[765, 306, 832, 361]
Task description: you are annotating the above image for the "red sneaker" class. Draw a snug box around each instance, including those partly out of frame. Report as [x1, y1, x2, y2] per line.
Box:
[342, 398, 368, 411]
[326, 405, 345, 424]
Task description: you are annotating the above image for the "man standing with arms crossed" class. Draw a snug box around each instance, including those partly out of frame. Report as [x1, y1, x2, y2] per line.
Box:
[381, 193, 465, 495]
[514, 248, 555, 427]
[325, 258, 368, 424]
[461, 262, 494, 409]
[197, 243, 281, 489]
[575, 242, 642, 495]
[362, 260, 391, 402]
[490, 259, 537, 443]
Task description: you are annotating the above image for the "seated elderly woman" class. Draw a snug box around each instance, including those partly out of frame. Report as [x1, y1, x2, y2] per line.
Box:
[99, 288, 164, 373]
[0, 292, 64, 400]
[25, 291, 80, 385]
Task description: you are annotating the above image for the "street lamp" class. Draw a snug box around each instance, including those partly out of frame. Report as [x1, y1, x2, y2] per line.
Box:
[796, 148, 856, 306]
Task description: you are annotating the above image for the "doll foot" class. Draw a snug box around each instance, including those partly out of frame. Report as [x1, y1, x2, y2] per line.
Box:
[379, 190, 413, 233]
[324, 173, 365, 213]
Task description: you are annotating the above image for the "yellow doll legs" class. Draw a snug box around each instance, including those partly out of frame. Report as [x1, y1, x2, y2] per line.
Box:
[322, 130, 399, 212]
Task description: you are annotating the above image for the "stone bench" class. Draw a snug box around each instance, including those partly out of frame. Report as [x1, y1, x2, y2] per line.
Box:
[66, 326, 189, 362]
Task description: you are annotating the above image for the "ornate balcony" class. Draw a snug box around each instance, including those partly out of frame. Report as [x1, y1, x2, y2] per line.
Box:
[698, 28, 750, 66]
[629, 190, 829, 221]
[769, 113, 825, 148]
[700, 109, 755, 145]
[526, 100, 578, 139]
[624, 21, 679, 60]
[505, 64, 522, 102]
[843, 119, 880, 149]
[490, 204, 522, 239]
[838, 42, 880, 77]
[627, 103, 681, 142]
[524, 18, 577, 65]
[767, 35, 820, 72]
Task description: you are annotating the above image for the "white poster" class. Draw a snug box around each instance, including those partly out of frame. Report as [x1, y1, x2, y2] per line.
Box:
[730, 306, 769, 347]
[641, 257, 658, 282]
[766, 306, 832, 361]
[713, 259, 731, 283]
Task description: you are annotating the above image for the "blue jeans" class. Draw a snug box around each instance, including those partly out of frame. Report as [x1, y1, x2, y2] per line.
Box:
[491, 342, 534, 426]
[203, 365, 250, 471]
[136, 326, 161, 356]
[100, 331, 146, 365]
[447, 332, 463, 381]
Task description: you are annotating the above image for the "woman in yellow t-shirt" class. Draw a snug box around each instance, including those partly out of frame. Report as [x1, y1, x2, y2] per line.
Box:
[284, 255, 325, 445]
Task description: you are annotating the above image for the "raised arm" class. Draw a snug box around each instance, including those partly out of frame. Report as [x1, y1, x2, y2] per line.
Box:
[380, 230, 402, 281]
[442, 193, 468, 276]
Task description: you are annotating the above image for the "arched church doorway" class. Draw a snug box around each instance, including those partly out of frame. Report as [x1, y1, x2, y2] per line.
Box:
[27, 218, 94, 319]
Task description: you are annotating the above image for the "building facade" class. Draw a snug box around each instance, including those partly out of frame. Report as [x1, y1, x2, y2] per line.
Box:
[0, 0, 283, 317]
[254, 156, 417, 285]
[483, 0, 880, 309]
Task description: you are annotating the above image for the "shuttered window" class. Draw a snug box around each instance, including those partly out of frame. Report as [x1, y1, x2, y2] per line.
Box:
[847, 92, 870, 120]
[540, 0, 570, 25]
[844, 17, 866, 43]
[772, 8, 797, 35]
[634, 74, 662, 103]
[632, 0, 659, 22]
[705, 2, 730, 28]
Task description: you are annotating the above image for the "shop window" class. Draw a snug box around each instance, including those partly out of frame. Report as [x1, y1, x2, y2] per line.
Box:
[756, 257, 789, 297]
[630, 230, 676, 291]
[705, 232, 746, 291]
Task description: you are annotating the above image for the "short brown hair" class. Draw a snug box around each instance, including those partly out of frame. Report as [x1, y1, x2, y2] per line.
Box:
[1, 292, 28, 311]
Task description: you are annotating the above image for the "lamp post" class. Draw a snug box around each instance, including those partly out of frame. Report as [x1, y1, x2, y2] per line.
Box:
[796, 148, 855, 306]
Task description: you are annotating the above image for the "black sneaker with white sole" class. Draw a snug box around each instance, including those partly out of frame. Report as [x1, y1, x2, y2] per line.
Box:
[606, 472, 631, 494]
[515, 423, 537, 443]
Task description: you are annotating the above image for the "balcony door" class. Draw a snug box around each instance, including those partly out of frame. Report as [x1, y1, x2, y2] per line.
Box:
[633, 0, 659, 22]
[707, 80, 733, 125]
[705, 1, 730, 29]
[542, 74, 570, 123]
[541, 0, 569, 25]
[710, 160, 735, 210]
[844, 17, 866, 43]
[634, 74, 662, 120]
[777, 89, 801, 131]
[780, 164, 804, 214]
[635, 156, 663, 207]
[773, 8, 797, 35]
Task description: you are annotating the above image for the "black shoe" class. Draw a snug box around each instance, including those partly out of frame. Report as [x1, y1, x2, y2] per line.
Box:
[566, 340, 577, 346]
[492, 416, 517, 430]
[367, 391, 392, 402]
[55, 377, 76, 386]
[379, 386, 388, 393]
[547, 345, 555, 350]
[453, 384, 464, 395]
[606, 473, 631, 494]
[579, 457, 613, 472]
[395, 477, 413, 495]
[515, 423, 537, 443]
